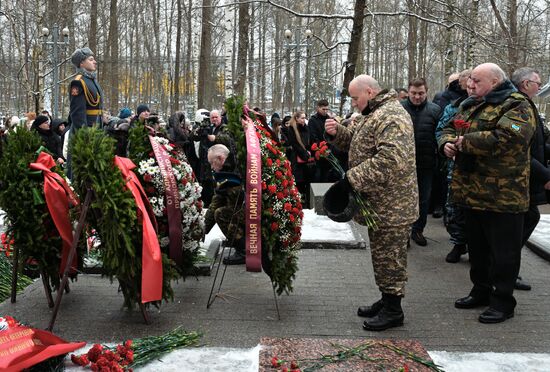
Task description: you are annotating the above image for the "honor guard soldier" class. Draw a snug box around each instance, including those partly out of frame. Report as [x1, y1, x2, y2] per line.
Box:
[69, 47, 103, 130]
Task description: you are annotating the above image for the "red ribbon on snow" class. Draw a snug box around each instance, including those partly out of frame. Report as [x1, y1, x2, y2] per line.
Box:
[114, 156, 163, 303]
[29, 151, 79, 275]
[244, 118, 262, 272]
[149, 136, 183, 265]
[0, 325, 85, 372]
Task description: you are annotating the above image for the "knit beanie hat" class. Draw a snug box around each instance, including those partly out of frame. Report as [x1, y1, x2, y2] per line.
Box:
[31, 115, 50, 130]
[136, 104, 150, 117]
[119, 107, 132, 119]
[70, 47, 94, 68]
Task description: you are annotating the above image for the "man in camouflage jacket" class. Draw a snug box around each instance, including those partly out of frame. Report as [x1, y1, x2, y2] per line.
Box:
[438, 63, 536, 324]
[325, 74, 419, 331]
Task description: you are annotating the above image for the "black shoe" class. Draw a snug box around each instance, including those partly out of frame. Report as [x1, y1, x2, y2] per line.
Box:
[411, 231, 427, 246]
[357, 299, 384, 318]
[445, 244, 467, 263]
[362, 293, 404, 331]
[514, 276, 531, 291]
[454, 295, 490, 309]
[223, 251, 245, 265]
[432, 209, 443, 218]
[478, 307, 514, 324]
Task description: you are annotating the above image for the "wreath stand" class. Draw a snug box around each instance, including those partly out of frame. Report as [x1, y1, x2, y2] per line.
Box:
[44, 188, 152, 331]
[5, 186, 148, 331]
[205, 201, 281, 320]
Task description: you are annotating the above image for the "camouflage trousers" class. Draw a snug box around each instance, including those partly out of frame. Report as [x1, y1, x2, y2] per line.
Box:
[368, 225, 409, 296]
[215, 204, 245, 248]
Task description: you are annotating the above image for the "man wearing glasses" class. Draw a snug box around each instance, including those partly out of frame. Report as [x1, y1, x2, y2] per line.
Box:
[510, 67, 549, 292]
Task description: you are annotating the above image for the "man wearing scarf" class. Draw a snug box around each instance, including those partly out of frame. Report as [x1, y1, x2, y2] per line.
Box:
[68, 47, 103, 130]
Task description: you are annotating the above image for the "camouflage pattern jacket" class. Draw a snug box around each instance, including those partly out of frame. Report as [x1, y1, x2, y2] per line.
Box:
[330, 89, 419, 227]
[437, 80, 536, 213]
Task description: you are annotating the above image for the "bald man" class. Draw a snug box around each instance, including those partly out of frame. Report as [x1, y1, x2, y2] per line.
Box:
[438, 63, 536, 324]
[325, 75, 418, 331]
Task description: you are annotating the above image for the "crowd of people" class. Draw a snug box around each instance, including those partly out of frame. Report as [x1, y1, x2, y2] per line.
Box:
[1, 46, 547, 331]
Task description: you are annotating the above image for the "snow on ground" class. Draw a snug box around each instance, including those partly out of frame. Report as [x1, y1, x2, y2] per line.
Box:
[63, 346, 550, 371]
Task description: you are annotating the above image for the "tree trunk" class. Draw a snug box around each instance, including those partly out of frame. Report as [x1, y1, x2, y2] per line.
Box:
[172, 0, 182, 112]
[338, 0, 365, 116]
[233, 1, 250, 96]
[197, 0, 212, 108]
[107, 0, 119, 111]
[406, 0, 418, 80]
[89, 0, 98, 54]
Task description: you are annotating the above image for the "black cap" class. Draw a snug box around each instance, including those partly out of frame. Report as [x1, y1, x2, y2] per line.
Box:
[136, 104, 150, 117]
[323, 181, 359, 222]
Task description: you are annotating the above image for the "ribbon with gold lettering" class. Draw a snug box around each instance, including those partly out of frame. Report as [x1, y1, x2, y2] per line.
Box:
[244, 118, 262, 272]
[0, 324, 85, 371]
[114, 156, 163, 303]
[149, 136, 183, 266]
[29, 151, 79, 275]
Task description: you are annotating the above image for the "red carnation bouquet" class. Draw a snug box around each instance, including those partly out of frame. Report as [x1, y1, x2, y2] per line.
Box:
[71, 327, 201, 371]
[453, 119, 471, 136]
[312, 141, 378, 229]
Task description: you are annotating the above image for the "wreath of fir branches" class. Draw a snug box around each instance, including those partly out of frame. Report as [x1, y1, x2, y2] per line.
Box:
[0, 129, 71, 291]
[225, 96, 301, 295]
[70, 127, 177, 309]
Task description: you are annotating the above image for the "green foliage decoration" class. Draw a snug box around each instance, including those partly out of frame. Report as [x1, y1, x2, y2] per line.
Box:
[225, 96, 301, 295]
[0, 129, 66, 290]
[70, 127, 177, 309]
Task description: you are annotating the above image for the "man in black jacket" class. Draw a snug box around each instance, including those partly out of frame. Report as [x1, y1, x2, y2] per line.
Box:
[401, 78, 441, 246]
[511, 67, 549, 291]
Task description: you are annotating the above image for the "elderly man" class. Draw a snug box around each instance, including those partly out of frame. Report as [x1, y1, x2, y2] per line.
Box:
[438, 63, 536, 324]
[325, 75, 418, 331]
[68, 48, 103, 130]
[511, 67, 549, 291]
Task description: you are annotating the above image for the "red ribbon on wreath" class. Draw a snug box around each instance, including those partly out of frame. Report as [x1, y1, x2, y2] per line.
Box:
[29, 151, 79, 275]
[114, 156, 163, 303]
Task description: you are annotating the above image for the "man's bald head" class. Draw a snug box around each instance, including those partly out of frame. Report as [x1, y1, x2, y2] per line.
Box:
[467, 63, 507, 99]
[349, 75, 382, 112]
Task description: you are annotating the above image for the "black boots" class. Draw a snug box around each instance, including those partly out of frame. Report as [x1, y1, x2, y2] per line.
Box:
[357, 299, 384, 318]
[362, 293, 404, 331]
[223, 237, 246, 265]
[445, 244, 468, 263]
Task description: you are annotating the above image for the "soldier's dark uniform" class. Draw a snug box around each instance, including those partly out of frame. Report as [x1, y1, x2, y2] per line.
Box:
[438, 79, 536, 319]
[69, 72, 103, 129]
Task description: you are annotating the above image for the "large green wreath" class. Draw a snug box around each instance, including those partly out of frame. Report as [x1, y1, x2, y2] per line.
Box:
[225, 97, 301, 295]
[70, 127, 177, 309]
[0, 129, 70, 291]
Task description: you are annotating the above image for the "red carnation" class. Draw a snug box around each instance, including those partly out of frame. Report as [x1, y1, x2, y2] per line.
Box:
[143, 174, 152, 182]
[71, 354, 90, 366]
[282, 179, 289, 188]
[289, 214, 295, 222]
[284, 202, 292, 211]
[311, 143, 318, 151]
[268, 185, 277, 194]
[262, 181, 267, 190]
[87, 344, 104, 363]
[271, 222, 279, 231]
[271, 356, 281, 367]
[276, 159, 281, 166]
[315, 152, 321, 161]
[275, 171, 283, 179]
[290, 361, 299, 369]
[266, 158, 273, 167]
[276, 192, 284, 200]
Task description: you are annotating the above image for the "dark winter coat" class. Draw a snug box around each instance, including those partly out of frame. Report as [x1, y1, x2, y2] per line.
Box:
[433, 80, 465, 111]
[401, 98, 441, 169]
[287, 123, 313, 183]
[33, 127, 63, 161]
[522, 93, 550, 205]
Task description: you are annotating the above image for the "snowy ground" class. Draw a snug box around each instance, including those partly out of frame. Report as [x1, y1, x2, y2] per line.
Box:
[63, 346, 550, 371]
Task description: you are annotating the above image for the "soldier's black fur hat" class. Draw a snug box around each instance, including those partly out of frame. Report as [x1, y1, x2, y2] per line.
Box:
[323, 181, 358, 222]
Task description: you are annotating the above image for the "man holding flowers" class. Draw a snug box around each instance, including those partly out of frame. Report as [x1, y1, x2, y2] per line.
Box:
[438, 63, 536, 324]
[325, 74, 418, 331]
